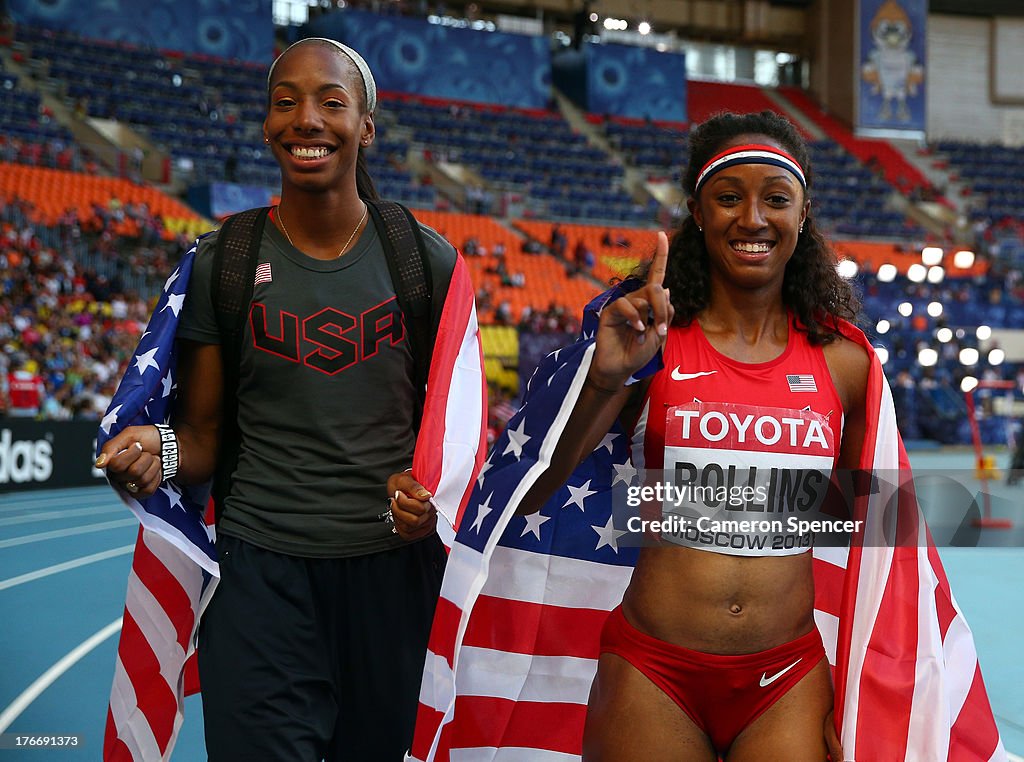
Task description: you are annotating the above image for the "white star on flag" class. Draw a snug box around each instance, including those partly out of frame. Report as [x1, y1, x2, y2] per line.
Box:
[503, 418, 531, 460]
[476, 457, 493, 489]
[160, 484, 184, 512]
[521, 511, 551, 540]
[611, 461, 638, 487]
[100, 405, 122, 436]
[162, 292, 186, 317]
[163, 267, 180, 293]
[471, 493, 494, 533]
[562, 479, 597, 511]
[134, 348, 161, 376]
[597, 433, 618, 454]
[592, 513, 627, 553]
[161, 371, 175, 399]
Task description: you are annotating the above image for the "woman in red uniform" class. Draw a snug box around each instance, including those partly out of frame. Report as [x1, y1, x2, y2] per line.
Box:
[523, 110, 862, 760]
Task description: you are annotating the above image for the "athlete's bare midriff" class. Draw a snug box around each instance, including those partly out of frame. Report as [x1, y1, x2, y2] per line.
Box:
[621, 544, 816, 655]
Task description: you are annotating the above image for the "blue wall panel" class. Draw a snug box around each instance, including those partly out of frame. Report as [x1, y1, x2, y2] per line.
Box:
[586, 42, 686, 123]
[9, 0, 273, 63]
[306, 10, 551, 109]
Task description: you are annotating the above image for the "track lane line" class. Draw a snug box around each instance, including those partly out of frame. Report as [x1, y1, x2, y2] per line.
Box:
[0, 618, 122, 733]
[0, 545, 134, 591]
[0, 519, 137, 548]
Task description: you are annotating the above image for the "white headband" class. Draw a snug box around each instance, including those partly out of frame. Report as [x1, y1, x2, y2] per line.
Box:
[267, 38, 377, 114]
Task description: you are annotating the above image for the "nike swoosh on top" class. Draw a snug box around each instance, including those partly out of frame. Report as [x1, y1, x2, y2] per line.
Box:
[759, 658, 802, 688]
[670, 368, 718, 382]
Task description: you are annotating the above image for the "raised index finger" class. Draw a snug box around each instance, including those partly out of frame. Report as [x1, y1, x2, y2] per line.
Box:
[647, 231, 669, 287]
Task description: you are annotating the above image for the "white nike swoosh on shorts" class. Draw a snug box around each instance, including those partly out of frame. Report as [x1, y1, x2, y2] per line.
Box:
[670, 368, 718, 381]
[759, 658, 802, 687]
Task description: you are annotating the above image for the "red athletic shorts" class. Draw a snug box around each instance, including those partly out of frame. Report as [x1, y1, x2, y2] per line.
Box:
[599, 605, 826, 752]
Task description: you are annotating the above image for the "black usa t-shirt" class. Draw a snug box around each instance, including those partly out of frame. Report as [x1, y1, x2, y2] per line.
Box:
[178, 216, 455, 557]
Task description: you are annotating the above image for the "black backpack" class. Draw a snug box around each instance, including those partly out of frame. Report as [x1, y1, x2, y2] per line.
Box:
[206, 200, 437, 520]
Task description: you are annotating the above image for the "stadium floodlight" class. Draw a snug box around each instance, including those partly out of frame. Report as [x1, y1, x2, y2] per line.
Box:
[921, 246, 943, 266]
[875, 346, 889, 365]
[877, 263, 898, 282]
[959, 347, 980, 365]
[936, 327, 953, 343]
[837, 259, 859, 279]
[961, 376, 979, 393]
[898, 301, 913, 316]
[876, 319, 891, 334]
[989, 348, 1006, 365]
[907, 263, 927, 283]
[918, 347, 938, 367]
[638, 21, 651, 35]
[976, 325, 992, 340]
[953, 250, 975, 268]
[927, 265, 945, 283]
[927, 301, 943, 317]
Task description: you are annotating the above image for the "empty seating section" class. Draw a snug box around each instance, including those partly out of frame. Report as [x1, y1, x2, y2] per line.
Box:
[387, 95, 653, 224]
[410, 208, 600, 322]
[15, 26, 433, 209]
[0, 163, 203, 237]
[935, 141, 1024, 225]
[0, 64, 83, 169]
[805, 140, 916, 238]
[601, 117, 688, 185]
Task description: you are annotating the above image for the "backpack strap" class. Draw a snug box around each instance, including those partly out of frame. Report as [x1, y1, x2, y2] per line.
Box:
[365, 199, 435, 426]
[209, 206, 270, 521]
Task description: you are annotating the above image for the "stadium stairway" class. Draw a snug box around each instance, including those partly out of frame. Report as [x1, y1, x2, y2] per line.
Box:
[549, 88, 663, 220]
[758, 89, 826, 142]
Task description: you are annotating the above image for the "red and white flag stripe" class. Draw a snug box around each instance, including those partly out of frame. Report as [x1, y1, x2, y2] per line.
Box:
[412, 255, 487, 547]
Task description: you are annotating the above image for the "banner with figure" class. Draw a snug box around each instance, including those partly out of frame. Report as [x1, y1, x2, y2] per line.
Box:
[857, 0, 926, 134]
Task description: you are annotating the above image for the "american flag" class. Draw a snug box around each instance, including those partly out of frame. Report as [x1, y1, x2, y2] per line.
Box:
[410, 289, 1006, 761]
[253, 262, 272, 285]
[787, 373, 818, 392]
[99, 239, 487, 760]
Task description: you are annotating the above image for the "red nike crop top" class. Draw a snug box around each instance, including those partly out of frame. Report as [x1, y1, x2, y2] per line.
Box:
[627, 319, 844, 557]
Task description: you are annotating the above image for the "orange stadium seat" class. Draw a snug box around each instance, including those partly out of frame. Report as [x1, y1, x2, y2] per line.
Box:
[410, 208, 601, 323]
[514, 219, 660, 286]
[0, 163, 203, 229]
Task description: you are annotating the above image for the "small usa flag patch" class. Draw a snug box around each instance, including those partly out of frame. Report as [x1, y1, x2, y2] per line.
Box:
[254, 263, 272, 285]
[787, 374, 817, 392]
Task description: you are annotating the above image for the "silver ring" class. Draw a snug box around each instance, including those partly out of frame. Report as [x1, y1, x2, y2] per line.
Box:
[125, 481, 139, 493]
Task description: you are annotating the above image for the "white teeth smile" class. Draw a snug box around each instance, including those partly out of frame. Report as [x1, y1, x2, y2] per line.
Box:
[733, 241, 772, 253]
[291, 146, 330, 159]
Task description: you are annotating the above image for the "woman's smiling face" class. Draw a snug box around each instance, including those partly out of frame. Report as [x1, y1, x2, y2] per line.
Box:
[263, 42, 374, 194]
[688, 134, 809, 293]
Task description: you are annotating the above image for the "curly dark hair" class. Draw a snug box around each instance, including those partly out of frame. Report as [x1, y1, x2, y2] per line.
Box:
[644, 110, 860, 344]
